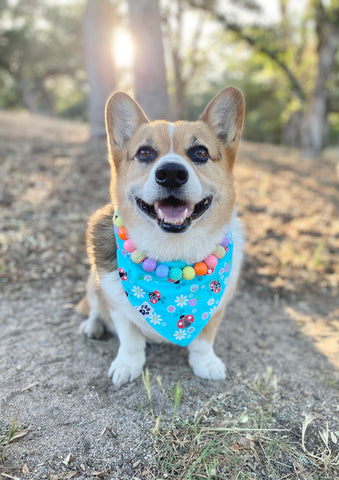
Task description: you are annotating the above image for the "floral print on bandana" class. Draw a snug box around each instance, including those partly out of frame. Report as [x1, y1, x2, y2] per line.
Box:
[132, 285, 145, 298]
[114, 226, 234, 347]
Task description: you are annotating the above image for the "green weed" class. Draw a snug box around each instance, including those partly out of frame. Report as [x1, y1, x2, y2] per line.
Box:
[0, 414, 18, 465]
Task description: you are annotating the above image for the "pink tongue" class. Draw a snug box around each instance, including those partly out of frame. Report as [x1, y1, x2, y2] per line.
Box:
[159, 201, 193, 221]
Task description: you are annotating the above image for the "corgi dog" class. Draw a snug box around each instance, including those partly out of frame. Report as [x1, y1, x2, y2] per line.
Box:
[77, 87, 245, 387]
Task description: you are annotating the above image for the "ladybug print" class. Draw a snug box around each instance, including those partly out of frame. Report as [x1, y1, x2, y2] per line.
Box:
[177, 314, 195, 329]
[210, 280, 221, 294]
[149, 290, 161, 304]
[119, 268, 128, 281]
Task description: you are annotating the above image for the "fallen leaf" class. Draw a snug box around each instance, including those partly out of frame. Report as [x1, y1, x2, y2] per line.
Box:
[21, 382, 39, 392]
[50, 472, 77, 480]
[1, 473, 21, 480]
[11, 429, 29, 441]
[62, 453, 74, 466]
[22, 463, 30, 474]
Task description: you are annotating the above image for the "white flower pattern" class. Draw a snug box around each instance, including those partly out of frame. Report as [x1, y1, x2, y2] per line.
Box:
[149, 313, 162, 325]
[132, 285, 145, 298]
[175, 294, 188, 307]
[173, 330, 187, 341]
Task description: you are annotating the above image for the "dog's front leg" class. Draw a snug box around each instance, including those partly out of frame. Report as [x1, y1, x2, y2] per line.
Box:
[100, 272, 146, 387]
[107, 308, 146, 387]
[187, 307, 226, 381]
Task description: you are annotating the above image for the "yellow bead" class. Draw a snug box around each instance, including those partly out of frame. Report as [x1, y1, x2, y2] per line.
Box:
[114, 215, 123, 228]
[213, 245, 226, 259]
[182, 266, 196, 280]
[131, 250, 146, 264]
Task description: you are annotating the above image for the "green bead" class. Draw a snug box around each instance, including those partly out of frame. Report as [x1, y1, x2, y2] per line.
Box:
[114, 215, 123, 228]
[169, 267, 182, 282]
[182, 266, 196, 280]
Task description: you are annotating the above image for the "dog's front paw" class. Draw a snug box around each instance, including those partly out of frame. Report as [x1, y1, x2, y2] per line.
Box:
[79, 315, 105, 339]
[108, 350, 145, 388]
[189, 348, 226, 381]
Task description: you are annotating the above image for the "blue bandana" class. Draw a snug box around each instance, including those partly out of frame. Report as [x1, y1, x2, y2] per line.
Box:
[114, 227, 233, 346]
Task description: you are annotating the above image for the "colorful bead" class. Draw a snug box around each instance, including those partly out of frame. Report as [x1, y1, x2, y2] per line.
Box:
[182, 266, 196, 280]
[213, 245, 226, 259]
[204, 254, 218, 269]
[194, 262, 208, 276]
[169, 267, 182, 282]
[114, 215, 123, 228]
[118, 227, 128, 240]
[123, 239, 136, 253]
[220, 234, 229, 249]
[131, 250, 146, 264]
[142, 258, 157, 272]
[155, 264, 169, 278]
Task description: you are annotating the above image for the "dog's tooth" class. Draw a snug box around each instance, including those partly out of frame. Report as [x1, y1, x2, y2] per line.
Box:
[157, 208, 164, 220]
[183, 208, 188, 220]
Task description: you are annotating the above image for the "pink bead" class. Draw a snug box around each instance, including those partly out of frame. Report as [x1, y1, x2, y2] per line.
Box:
[123, 239, 136, 253]
[204, 254, 218, 269]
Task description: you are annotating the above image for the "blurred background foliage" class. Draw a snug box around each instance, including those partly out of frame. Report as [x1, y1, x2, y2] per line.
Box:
[0, 0, 338, 156]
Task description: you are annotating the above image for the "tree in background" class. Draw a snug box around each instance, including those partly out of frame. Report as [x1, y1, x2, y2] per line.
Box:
[192, 0, 339, 157]
[162, 0, 208, 120]
[83, 0, 117, 137]
[301, 0, 339, 157]
[127, 0, 169, 120]
[0, 0, 338, 154]
[0, 0, 85, 114]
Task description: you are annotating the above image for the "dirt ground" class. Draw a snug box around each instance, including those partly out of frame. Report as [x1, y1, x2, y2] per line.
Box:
[0, 111, 338, 479]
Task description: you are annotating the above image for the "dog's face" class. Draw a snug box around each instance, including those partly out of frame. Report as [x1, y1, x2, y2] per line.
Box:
[105, 88, 244, 263]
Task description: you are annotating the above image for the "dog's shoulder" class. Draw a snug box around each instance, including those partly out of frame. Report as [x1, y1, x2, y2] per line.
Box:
[86, 203, 117, 273]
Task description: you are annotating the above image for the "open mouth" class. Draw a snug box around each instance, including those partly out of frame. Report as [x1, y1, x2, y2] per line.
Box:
[136, 195, 212, 233]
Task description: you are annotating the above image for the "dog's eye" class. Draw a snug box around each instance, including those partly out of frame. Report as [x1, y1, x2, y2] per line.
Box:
[135, 146, 158, 163]
[187, 145, 209, 163]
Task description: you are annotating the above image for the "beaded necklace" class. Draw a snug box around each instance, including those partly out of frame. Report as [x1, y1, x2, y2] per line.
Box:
[113, 212, 230, 283]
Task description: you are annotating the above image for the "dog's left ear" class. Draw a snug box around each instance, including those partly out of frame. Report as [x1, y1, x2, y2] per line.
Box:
[105, 92, 149, 150]
[199, 87, 245, 148]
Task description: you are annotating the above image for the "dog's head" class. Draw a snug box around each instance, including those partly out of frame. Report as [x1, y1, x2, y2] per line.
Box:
[105, 87, 244, 262]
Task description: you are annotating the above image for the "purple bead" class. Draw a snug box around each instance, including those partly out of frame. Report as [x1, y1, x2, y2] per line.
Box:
[155, 264, 169, 278]
[142, 258, 157, 272]
[220, 234, 229, 249]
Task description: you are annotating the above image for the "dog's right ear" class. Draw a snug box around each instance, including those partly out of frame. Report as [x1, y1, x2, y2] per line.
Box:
[105, 92, 149, 150]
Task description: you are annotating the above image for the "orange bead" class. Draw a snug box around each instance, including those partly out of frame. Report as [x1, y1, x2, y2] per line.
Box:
[194, 262, 208, 276]
[118, 227, 128, 240]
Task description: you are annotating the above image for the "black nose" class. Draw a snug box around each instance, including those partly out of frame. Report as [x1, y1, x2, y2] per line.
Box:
[155, 162, 188, 188]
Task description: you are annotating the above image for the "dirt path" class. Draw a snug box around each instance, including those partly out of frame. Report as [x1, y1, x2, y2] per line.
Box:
[1, 112, 338, 479]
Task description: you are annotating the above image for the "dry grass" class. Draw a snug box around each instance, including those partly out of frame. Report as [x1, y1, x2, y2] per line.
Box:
[149, 392, 339, 479]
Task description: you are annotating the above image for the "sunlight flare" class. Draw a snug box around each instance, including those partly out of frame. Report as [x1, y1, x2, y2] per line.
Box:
[113, 28, 135, 69]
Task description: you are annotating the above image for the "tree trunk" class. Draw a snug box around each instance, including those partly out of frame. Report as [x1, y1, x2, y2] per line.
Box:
[83, 0, 116, 138]
[127, 0, 169, 120]
[301, 9, 339, 157]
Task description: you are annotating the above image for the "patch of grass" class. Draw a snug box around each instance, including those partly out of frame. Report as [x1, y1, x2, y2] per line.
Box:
[149, 393, 339, 479]
[250, 366, 279, 399]
[0, 414, 18, 465]
[142, 368, 155, 419]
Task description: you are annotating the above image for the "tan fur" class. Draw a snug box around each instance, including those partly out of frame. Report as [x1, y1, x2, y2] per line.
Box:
[86, 203, 117, 274]
[79, 87, 245, 386]
[75, 295, 90, 317]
